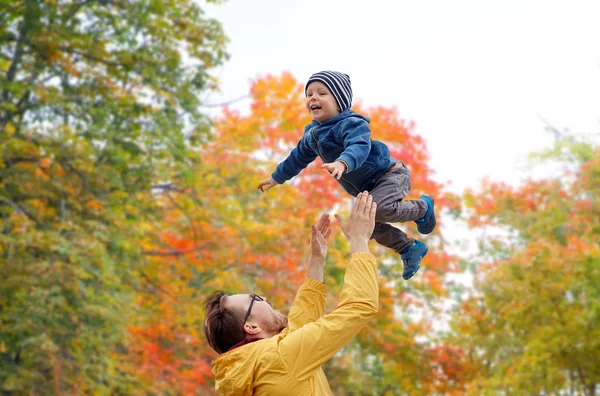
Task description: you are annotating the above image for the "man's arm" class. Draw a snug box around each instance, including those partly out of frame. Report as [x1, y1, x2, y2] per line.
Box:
[287, 215, 331, 333]
[278, 192, 379, 380]
[286, 278, 327, 334]
[280, 253, 377, 380]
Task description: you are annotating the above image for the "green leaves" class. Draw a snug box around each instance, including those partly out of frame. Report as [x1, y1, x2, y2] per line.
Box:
[451, 138, 600, 394]
[1, 0, 228, 392]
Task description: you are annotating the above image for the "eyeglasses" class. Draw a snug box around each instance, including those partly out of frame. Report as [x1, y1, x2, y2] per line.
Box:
[243, 294, 263, 324]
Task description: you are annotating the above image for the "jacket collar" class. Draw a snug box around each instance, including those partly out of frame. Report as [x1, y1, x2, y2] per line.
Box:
[311, 109, 355, 127]
[226, 337, 262, 352]
[310, 109, 370, 127]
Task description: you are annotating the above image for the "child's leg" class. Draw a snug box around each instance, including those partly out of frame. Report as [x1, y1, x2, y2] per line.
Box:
[370, 164, 427, 223]
[371, 221, 427, 280]
[371, 222, 414, 254]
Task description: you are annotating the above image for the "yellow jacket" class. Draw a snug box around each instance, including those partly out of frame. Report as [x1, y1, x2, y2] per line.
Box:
[211, 252, 378, 395]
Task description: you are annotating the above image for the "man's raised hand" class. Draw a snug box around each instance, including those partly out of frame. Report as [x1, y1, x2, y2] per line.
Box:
[334, 191, 376, 253]
[306, 214, 332, 282]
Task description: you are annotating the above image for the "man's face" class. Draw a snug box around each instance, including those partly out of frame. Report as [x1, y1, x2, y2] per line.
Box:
[225, 294, 288, 335]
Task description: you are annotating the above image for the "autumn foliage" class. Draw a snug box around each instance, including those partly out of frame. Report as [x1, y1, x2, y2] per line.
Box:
[0, 0, 227, 393]
[447, 138, 600, 394]
[2, 2, 597, 393]
[121, 71, 460, 394]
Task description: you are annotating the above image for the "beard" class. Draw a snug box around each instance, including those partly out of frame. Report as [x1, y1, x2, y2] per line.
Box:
[266, 310, 288, 333]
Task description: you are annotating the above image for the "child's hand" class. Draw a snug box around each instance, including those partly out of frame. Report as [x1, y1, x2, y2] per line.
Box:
[258, 178, 277, 192]
[321, 161, 347, 180]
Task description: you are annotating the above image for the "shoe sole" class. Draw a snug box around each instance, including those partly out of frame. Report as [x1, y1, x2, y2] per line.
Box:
[402, 244, 428, 280]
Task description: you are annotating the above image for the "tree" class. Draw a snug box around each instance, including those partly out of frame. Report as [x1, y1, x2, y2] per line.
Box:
[133, 72, 460, 392]
[447, 136, 600, 395]
[0, 1, 227, 392]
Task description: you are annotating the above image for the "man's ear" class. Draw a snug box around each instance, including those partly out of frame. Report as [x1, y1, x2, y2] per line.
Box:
[243, 323, 261, 336]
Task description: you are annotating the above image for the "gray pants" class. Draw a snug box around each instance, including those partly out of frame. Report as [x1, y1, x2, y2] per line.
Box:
[369, 163, 427, 254]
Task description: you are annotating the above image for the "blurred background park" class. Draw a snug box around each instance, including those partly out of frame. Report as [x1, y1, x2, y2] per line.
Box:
[1, 0, 599, 394]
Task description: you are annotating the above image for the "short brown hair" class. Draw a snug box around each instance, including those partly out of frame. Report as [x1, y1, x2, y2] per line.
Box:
[203, 291, 246, 354]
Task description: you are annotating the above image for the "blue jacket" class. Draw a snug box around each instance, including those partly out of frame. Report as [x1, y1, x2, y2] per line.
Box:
[271, 110, 395, 196]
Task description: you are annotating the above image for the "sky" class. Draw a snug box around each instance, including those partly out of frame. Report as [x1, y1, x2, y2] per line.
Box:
[204, 0, 600, 194]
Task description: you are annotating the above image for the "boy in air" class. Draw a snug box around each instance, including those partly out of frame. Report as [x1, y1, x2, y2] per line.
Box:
[258, 71, 435, 280]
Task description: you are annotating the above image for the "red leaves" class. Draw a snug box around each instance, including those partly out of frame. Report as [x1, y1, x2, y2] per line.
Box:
[129, 324, 214, 391]
[129, 72, 462, 391]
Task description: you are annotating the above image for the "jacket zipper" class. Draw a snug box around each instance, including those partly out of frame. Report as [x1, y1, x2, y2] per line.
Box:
[310, 127, 361, 194]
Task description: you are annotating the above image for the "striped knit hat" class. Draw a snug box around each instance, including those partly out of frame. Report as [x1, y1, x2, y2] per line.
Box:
[305, 71, 353, 112]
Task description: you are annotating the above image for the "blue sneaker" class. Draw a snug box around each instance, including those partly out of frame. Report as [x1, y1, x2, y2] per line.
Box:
[415, 194, 436, 234]
[400, 240, 428, 280]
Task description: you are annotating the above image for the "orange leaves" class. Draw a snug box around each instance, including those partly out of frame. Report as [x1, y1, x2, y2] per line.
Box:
[421, 344, 474, 394]
[84, 200, 105, 214]
[354, 103, 440, 197]
[215, 72, 310, 154]
[162, 230, 195, 253]
[0, 0, 232, 392]
[129, 324, 214, 393]
[464, 177, 572, 232]
[132, 71, 462, 392]
[422, 271, 444, 295]
[449, 139, 600, 393]
[40, 157, 51, 169]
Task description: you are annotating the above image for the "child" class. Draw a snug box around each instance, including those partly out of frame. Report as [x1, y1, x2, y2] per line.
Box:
[258, 71, 435, 280]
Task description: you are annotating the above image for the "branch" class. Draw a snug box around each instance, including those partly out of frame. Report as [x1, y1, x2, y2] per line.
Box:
[537, 114, 565, 141]
[141, 244, 211, 257]
[151, 183, 184, 193]
[2, 4, 31, 85]
[1, 3, 30, 123]
[0, 196, 42, 228]
[138, 269, 175, 300]
[202, 95, 250, 108]
[0, 197, 26, 215]
[57, 156, 92, 195]
[165, 191, 199, 243]
[15, 89, 32, 116]
[4, 155, 39, 168]
[63, 0, 91, 23]
[57, 45, 122, 67]
[551, 295, 589, 393]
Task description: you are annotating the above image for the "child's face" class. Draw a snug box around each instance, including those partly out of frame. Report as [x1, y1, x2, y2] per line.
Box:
[306, 81, 340, 123]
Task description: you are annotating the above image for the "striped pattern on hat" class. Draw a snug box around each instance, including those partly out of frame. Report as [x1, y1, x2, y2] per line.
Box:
[305, 71, 353, 112]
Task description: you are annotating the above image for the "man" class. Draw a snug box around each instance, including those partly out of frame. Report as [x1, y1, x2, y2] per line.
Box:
[204, 191, 379, 395]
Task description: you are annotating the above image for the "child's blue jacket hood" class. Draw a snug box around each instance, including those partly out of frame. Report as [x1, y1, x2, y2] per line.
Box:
[271, 110, 395, 195]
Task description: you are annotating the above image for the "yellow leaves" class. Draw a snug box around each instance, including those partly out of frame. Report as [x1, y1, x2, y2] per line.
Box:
[131, 70, 461, 391]
[4, 122, 16, 136]
[0, 342, 6, 353]
[0, 58, 10, 72]
[28, 199, 46, 213]
[5, 209, 30, 235]
[157, 87, 179, 108]
[123, 203, 140, 218]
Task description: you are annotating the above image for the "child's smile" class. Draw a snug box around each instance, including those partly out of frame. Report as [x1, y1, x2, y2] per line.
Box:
[306, 81, 340, 123]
